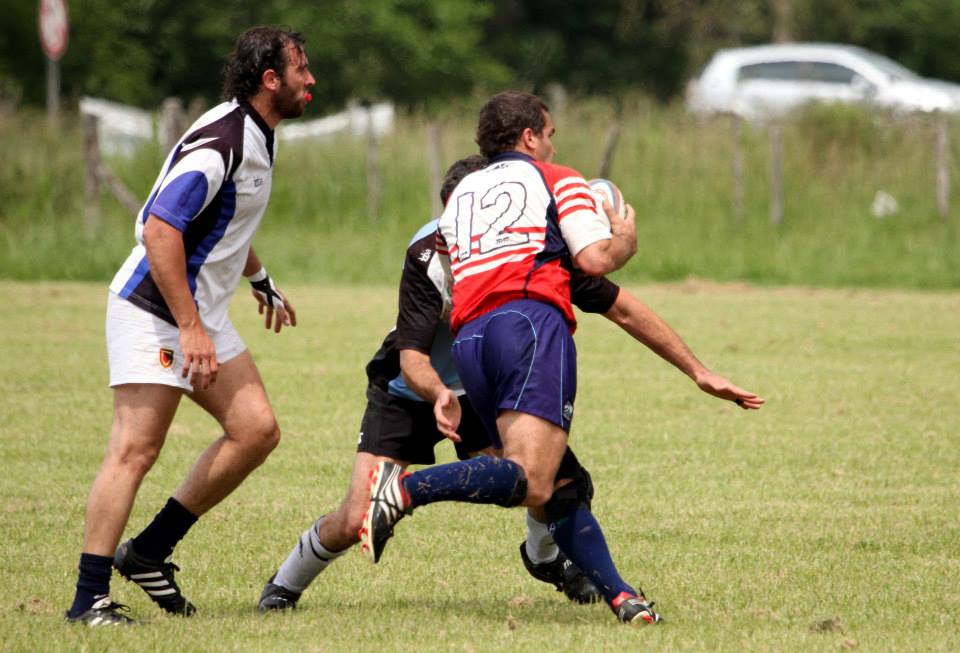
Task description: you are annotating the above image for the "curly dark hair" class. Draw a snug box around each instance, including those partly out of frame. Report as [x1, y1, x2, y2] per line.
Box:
[440, 154, 489, 205]
[475, 92, 549, 158]
[222, 26, 305, 102]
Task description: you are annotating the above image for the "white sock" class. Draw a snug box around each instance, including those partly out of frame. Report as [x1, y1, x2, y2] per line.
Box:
[273, 517, 346, 593]
[525, 512, 560, 564]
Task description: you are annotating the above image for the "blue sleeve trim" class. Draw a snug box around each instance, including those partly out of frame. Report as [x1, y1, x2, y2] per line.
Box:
[148, 205, 188, 232]
[150, 171, 210, 231]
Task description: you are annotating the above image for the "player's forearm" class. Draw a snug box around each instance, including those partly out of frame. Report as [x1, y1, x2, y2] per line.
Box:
[243, 246, 262, 277]
[574, 231, 637, 276]
[604, 290, 707, 382]
[399, 349, 448, 404]
[143, 217, 203, 330]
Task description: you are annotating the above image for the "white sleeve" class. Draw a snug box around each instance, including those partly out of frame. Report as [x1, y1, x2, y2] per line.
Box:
[553, 175, 612, 256]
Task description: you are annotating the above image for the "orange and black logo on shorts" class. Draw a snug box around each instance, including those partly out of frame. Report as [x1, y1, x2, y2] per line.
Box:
[159, 348, 174, 368]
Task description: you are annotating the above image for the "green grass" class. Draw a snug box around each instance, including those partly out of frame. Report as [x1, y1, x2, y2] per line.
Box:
[1, 280, 958, 651]
[2, 101, 960, 287]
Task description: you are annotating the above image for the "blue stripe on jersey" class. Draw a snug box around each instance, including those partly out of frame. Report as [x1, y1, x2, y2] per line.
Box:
[185, 181, 237, 295]
[409, 218, 439, 245]
[117, 143, 186, 298]
[118, 254, 151, 300]
[141, 143, 183, 223]
[150, 171, 211, 232]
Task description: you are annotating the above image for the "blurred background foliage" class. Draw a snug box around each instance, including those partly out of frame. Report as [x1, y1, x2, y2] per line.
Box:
[3, 0, 960, 111]
[1, 0, 959, 289]
[2, 100, 958, 288]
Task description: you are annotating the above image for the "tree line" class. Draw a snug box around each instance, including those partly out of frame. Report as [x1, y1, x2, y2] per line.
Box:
[3, 0, 960, 112]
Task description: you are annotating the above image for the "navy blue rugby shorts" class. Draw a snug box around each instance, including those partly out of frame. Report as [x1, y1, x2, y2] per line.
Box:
[452, 299, 577, 449]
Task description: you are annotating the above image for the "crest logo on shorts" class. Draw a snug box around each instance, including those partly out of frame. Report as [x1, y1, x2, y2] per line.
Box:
[562, 402, 574, 421]
[159, 348, 174, 369]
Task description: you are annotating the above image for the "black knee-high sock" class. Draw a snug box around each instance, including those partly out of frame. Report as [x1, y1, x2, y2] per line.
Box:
[131, 497, 198, 560]
[68, 552, 113, 617]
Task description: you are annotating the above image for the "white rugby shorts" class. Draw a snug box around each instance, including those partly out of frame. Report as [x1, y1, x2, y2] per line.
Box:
[106, 292, 246, 391]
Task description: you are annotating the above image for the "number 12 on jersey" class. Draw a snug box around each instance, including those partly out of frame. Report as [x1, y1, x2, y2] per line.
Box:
[454, 182, 530, 263]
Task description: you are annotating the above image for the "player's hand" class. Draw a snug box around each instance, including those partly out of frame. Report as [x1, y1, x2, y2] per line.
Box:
[179, 323, 218, 390]
[608, 202, 637, 256]
[434, 389, 462, 442]
[694, 370, 764, 409]
[249, 269, 297, 333]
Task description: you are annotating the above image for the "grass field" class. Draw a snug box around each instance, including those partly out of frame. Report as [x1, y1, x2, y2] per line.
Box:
[1, 280, 959, 652]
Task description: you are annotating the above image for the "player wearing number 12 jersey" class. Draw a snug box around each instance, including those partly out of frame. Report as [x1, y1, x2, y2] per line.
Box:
[438, 151, 613, 334]
[360, 92, 764, 627]
[359, 91, 665, 626]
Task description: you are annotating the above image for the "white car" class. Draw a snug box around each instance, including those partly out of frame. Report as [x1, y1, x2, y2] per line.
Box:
[686, 43, 960, 119]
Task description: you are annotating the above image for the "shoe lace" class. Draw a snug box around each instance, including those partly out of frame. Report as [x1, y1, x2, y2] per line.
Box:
[160, 560, 182, 578]
[102, 601, 131, 614]
[632, 596, 656, 610]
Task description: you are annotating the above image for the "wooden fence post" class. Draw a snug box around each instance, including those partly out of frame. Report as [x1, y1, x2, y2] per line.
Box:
[598, 122, 621, 179]
[83, 113, 101, 236]
[366, 105, 382, 221]
[936, 113, 950, 218]
[427, 120, 443, 218]
[545, 83, 567, 118]
[769, 122, 784, 225]
[46, 57, 60, 128]
[160, 97, 185, 153]
[98, 165, 143, 216]
[731, 113, 745, 223]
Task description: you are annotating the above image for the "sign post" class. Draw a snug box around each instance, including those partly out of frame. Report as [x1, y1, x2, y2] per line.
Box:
[38, 0, 69, 125]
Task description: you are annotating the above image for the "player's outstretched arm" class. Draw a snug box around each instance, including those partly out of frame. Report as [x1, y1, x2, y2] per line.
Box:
[574, 203, 638, 276]
[244, 247, 297, 333]
[603, 287, 764, 410]
[399, 349, 462, 441]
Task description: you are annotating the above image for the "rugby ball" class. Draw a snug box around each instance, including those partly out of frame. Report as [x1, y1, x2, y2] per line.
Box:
[587, 178, 625, 229]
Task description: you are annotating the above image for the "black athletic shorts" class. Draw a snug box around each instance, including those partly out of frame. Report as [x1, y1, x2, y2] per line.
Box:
[357, 384, 493, 464]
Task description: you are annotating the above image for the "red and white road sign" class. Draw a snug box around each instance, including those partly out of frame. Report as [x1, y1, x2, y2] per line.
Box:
[39, 0, 69, 61]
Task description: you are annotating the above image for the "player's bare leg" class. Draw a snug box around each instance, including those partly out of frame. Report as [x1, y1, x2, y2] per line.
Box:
[83, 385, 182, 555]
[496, 410, 567, 507]
[259, 453, 410, 611]
[178, 351, 280, 515]
[114, 352, 279, 617]
[319, 453, 411, 551]
[66, 384, 182, 623]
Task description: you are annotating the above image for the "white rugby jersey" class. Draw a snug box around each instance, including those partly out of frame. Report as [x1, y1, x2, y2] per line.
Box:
[110, 100, 276, 333]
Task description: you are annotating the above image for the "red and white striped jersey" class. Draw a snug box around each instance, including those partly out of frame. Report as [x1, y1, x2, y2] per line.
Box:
[437, 152, 612, 333]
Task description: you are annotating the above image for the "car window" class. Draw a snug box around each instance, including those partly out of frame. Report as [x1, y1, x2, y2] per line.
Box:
[808, 62, 856, 83]
[738, 60, 856, 84]
[856, 49, 918, 81]
[739, 61, 805, 81]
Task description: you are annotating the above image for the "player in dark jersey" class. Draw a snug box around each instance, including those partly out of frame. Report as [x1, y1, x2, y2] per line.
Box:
[258, 156, 617, 611]
[66, 27, 314, 626]
[361, 93, 764, 626]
